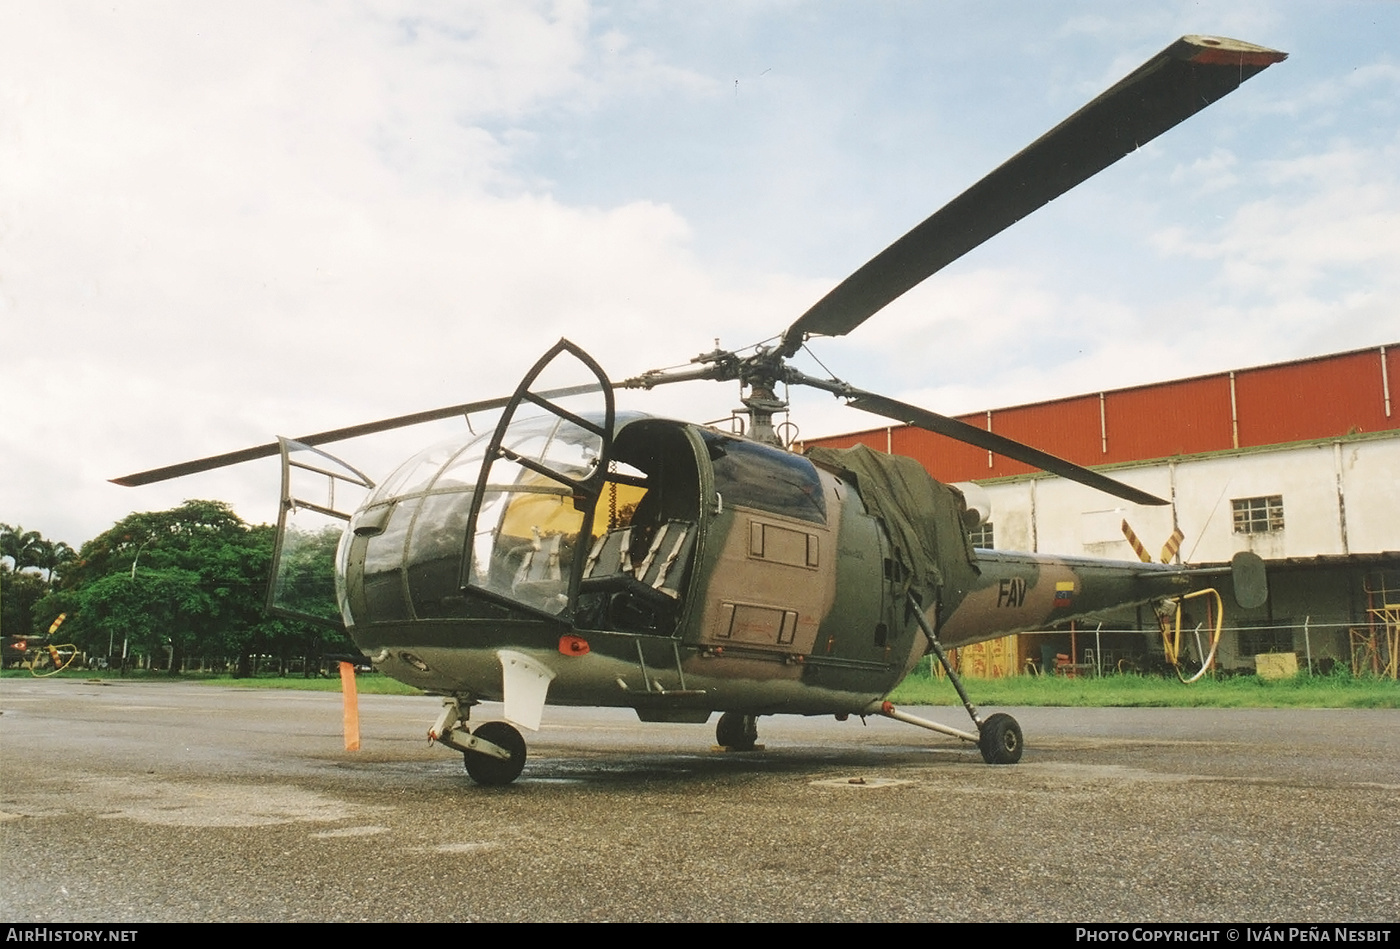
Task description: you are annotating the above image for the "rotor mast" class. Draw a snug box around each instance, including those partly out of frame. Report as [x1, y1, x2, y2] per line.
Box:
[738, 382, 787, 447]
[620, 343, 793, 447]
[735, 347, 790, 447]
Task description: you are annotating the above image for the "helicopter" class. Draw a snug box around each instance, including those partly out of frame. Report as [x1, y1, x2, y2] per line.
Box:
[114, 35, 1283, 785]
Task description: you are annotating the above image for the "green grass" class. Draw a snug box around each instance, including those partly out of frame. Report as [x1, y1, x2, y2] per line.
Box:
[888, 660, 1400, 709]
[0, 667, 424, 695]
[7, 664, 1398, 708]
[200, 672, 425, 695]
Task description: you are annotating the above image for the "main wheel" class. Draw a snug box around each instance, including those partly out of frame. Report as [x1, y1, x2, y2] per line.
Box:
[977, 713, 1023, 765]
[715, 711, 758, 751]
[464, 721, 527, 786]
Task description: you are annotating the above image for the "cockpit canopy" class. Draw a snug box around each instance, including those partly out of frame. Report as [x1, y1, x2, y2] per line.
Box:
[338, 412, 832, 630]
[347, 414, 610, 623]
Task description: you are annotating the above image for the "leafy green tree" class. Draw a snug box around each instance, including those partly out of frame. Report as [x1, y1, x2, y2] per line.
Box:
[33, 539, 76, 588]
[62, 502, 260, 671]
[59, 501, 351, 674]
[3, 524, 78, 640]
[72, 567, 210, 665]
[2, 568, 48, 637]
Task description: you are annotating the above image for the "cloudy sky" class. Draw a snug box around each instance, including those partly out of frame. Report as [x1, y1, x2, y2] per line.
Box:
[4, 1, 1399, 548]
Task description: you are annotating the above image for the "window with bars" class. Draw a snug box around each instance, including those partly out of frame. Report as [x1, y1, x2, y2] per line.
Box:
[968, 521, 994, 549]
[1231, 496, 1284, 534]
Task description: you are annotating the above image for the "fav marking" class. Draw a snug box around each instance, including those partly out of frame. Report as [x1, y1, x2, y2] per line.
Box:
[997, 577, 1027, 608]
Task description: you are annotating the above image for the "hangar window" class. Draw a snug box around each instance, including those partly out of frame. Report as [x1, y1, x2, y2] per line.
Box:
[1231, 496, 1284, 534]
[968, 522, 995, 549]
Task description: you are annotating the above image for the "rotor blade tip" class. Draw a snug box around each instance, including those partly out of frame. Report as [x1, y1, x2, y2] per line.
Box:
[1181, 35, 1288, 66]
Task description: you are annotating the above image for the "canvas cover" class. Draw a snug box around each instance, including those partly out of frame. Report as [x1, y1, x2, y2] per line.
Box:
[806, 443, 978, 609]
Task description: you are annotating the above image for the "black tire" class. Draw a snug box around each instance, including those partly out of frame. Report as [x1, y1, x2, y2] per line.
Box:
[464, 721, 527, 786]
[978, 713, 1023, 765]
[715, 711, 758, 751]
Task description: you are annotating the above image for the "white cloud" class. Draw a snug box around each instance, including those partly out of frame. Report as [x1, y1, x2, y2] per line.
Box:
[1168, 147, 1240, 193]
[1154, 135, 1400, 304]
[0, 2, 724, 543]
[4, 2, 1399, 548]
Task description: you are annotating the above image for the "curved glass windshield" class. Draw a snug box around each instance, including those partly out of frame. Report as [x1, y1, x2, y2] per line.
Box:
[463, 411, 608, 616]
[346, 412, 720, 625]
[351, 415, 609, 622]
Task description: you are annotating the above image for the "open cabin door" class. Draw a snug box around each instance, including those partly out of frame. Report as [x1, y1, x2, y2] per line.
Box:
[269, 438, 375, 628]
[459, 339, 616, 619]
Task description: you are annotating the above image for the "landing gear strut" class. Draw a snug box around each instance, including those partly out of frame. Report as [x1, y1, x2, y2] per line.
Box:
[429, 696, 529, 786]
[881, 595, 1024, 765]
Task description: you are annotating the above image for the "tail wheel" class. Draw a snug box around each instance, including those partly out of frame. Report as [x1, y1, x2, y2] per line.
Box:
[715, 711, 758, 750]
[978, 713, 1023, 765]
[464, 721, 527, 786]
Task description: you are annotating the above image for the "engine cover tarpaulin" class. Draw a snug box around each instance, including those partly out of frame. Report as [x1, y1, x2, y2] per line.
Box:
[806, 444, 979, 612]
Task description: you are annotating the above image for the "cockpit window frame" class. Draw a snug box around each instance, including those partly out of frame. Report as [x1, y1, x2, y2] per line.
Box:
[701, 431, 828, 525]
[457, 339, 616, 621]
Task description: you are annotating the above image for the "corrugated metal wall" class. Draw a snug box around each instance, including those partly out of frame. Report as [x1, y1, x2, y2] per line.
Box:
[1235, 349, 1392, 444]
[891, 422, 986, 477]
[802, 345, 1399, 483]
[1105, 375, 1233, 460]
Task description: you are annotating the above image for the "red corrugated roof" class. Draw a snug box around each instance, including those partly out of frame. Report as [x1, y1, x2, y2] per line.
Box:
[802, 344, 1399, 482]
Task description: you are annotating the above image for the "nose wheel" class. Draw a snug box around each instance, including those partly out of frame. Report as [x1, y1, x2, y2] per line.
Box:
[429, 698, 529, 786]
[463, 721, 527, 786]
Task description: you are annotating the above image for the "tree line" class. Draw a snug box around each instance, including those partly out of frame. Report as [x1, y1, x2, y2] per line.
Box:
[2, 501, 351, 675]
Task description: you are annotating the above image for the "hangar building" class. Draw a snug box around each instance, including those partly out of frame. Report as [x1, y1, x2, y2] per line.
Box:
[801, 344, 1400, 676]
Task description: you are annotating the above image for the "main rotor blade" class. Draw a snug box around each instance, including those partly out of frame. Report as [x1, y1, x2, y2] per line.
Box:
[780, 35, 1286, 355]
[843, 390, 1168, 507]
[110, 383, 605, 487]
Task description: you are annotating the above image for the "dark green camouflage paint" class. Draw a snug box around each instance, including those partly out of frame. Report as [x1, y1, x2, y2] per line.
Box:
[343, 422, 1192, 719]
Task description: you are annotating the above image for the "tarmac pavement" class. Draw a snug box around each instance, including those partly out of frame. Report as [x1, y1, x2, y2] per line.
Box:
[1, 676, 1396, 922]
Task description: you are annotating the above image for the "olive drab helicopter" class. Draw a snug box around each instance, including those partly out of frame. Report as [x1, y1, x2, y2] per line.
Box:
[115, 36, 1283, 785]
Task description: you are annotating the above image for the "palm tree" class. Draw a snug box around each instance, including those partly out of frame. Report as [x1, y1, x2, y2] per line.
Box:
[2, 527, 76, 588]
[0, 525, 45, 574]
[33, 540, 76, 588]
[0, 522, 15, 570]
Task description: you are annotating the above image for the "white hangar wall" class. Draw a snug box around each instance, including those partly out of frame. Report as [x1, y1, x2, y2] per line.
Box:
[980, 432, 1400, 562]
